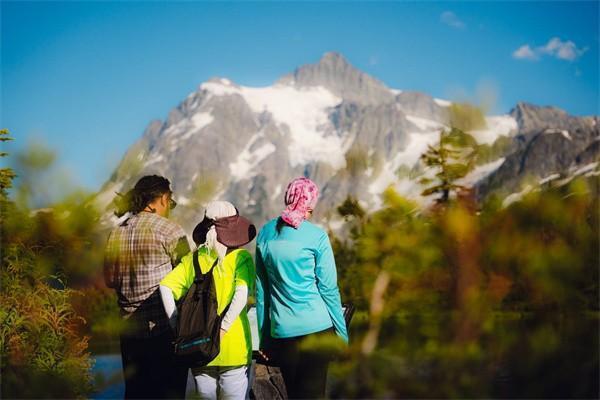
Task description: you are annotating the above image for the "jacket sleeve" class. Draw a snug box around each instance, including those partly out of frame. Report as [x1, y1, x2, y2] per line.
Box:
[221, 285, 249, 332]
[315, 232, 349, 343]
[255, 245, 271, 348]
[159, 285, 178, 331]
[221, 250, 254, 331]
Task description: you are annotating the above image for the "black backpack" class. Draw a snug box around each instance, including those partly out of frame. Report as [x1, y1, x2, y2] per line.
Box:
[173, 250, 230, 367]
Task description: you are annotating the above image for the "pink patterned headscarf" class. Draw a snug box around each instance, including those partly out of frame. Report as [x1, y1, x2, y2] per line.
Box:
[280, 177, 320, 229]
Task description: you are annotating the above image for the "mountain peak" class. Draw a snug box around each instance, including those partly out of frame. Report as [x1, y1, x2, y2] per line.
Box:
[278, 52, 395, 105]
[510, 102, 592, 133]
[316, 51, 351, 68]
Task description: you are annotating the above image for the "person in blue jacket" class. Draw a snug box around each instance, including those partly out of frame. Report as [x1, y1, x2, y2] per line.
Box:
[255, 177, 348, 399]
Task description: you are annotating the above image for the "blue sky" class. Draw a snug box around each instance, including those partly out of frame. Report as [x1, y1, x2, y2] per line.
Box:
[2, 1, 598, 192]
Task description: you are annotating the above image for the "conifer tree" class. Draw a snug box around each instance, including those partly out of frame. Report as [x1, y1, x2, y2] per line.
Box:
[419, 127, 478, 203]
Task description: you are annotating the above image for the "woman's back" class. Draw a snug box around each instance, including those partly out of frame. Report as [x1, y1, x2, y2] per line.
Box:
[256, 218, 346, 339]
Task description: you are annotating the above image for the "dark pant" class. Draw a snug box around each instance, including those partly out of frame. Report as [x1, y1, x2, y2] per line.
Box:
[120, 331, 188, 399]
[268, 328, 334, 399]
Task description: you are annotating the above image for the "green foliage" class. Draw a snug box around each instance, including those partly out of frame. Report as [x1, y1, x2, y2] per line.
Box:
[420, 127, 478, 202]
[330, 177, 599, 398]
[395, 164, 421, 180]
[337, 196, 365, 221]
[344, 145, 369, 178]
[0, 255, 93, 398]
[0, 129, 17, 197]
[0, 138, 96, 398]
[73, 286, 124, 342]
[449, 102, 487, 132]
[481, 177, 599, 311]
[475, 135, 513, 165]
[184, 172, 221, 209]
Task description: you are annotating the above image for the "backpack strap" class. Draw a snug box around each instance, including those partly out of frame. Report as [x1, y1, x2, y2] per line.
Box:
[191, 250, 233, 318]
[192, 250, 218, 283]
[192, 249, 202, 283]
[220, 300, 232, 319]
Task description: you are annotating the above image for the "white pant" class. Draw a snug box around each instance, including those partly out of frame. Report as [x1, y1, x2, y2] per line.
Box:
[194, 365, 249, 400]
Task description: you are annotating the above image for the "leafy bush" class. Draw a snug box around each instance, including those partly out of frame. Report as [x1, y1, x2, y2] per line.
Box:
[330, 176, 599, 398]
[1, 133, 95, 398]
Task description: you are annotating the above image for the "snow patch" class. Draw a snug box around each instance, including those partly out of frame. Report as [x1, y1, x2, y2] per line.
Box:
[539, 173, 561, 185]
[544, 128, 572, 141]
[398, 131, 441, 167]
[503, 185, 534, 208]
[191, 112, 214, 131]
[368, 131, 439, 208]
[457, 158, 506, 187]
[470, 116, 518, 145]
[572, 161, 599, 176]
[434, 98, 452, 107]
[145, 154, 165, 166]
[166, 111, 215, 151]
[163, 119, 188, 137]
[175, 112, 214, 143]
[201, 81, 344, 169]
[504, 162, 599, 208]
[406, 115, 446, 131]
[230, 133, 276, 181]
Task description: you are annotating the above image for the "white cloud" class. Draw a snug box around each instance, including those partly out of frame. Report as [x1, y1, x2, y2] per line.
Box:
[540, 37, 586, 61]
[513, 37, 587, 62]
[440, 11, 465, 29]
[513, 45, 539, 60]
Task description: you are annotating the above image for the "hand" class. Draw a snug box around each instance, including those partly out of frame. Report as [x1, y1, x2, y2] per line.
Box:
[220, 328, 227, 340]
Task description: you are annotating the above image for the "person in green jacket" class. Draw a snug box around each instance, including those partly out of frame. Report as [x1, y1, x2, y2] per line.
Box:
[256, 177, 348, 399]
[160, 201, 256, 400]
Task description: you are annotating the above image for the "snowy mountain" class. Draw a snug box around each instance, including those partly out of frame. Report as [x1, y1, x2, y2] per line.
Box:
[97, 52, 599, 233]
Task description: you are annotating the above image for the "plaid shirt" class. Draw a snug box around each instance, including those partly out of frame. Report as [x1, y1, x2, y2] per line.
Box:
[104, 212, 190, 338]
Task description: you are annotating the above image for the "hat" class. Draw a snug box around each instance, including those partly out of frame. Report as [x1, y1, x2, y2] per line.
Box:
[193, 210, 257, 248]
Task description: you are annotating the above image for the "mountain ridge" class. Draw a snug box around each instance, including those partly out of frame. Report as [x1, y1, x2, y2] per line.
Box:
[98, 53, 599, 233]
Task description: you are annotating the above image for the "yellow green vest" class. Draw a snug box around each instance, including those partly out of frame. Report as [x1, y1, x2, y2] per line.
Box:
[160, 247, 255, 367]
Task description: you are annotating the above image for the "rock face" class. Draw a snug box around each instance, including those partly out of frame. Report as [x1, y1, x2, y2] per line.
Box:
[97, 52, 599, 233]
[278, 52, 395, 106]
[510, 102, 594, 134]
[475, 106, 599, 199]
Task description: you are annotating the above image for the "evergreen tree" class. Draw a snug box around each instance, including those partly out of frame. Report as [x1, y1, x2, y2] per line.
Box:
[419, 127, 478, 203]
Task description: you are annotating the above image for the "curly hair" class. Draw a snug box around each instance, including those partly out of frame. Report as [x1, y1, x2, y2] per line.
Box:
[113, 175, 172, 217]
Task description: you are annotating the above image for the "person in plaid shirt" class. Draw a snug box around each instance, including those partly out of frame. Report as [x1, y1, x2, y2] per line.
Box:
[104, 175, 191, 399]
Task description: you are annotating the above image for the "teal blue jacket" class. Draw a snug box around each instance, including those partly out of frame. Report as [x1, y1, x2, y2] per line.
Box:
[255, 218, 349, 345]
